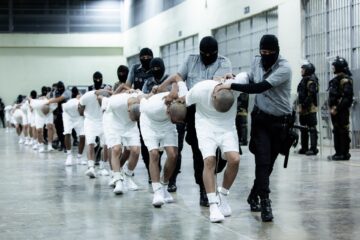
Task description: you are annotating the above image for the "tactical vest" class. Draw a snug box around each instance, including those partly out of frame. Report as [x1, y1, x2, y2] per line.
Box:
[132, 63, 153, 90]
[297, 75, 319, 114]
[328, 74, 353, 108]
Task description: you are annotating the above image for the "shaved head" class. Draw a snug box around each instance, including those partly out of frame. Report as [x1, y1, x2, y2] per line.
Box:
[128, 103, 140, 121]
[41, 105, 50, 115]
[168, 102, 187, 123]
[212, 89, 234, 113]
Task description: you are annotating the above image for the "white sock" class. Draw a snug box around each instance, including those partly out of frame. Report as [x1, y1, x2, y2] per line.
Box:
[113, 171, 123, 181]
[66, 150, 71, 155]
[152, 182, 162, 192]
[88, 160, 95, 168]
[219, 187, 229, 196]
[77, 153, 82, 158]
[124, 165, 133, 176]
[207, 192, 218, 204]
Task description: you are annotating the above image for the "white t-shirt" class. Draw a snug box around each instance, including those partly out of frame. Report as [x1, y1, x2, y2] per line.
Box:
[62, 98, 81, 118]
[79, 91, 102, 124]
[186, 80, 240, 132]
[107, 92, 139, 134]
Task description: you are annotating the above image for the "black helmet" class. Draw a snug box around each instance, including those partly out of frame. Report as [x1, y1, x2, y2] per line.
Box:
[301, 62, 315, 76]
[332, 56, 352, 76]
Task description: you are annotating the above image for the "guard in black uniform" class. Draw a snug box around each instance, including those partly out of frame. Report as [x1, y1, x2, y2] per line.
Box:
[126, 48, 154, 182]
[297, 62, 319, 155]
[328, 56, 353, 161]
[236, 93, 249, 148]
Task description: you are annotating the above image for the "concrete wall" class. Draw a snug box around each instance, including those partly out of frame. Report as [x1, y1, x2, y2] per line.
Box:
[0, 0, 303, 104]
[0, 34, 125, 105]
[121, 0, 302, 90]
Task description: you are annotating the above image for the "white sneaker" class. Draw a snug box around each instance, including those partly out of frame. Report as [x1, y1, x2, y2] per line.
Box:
[47, 145, 55, 152]
[124, 175, 139, 191]
[113, 179, 125, 194]
[6, 128, 9, 133]
[38, 145, 47, 153]
[163, 187, 174, 203]
[85, 167, 96, 178]
[24, 139, 31, 145]
[209, 204, 225, 223]
[18, 138, 25, 144]
[80, 159, 87, 165]
[108, 177, 117, 188]
[98, 168, 110, 176]
[32, 143, 38, 150]
[152, 189, 165, 208]
[65, 155, 73, 166]
[218, 193, 232, 217]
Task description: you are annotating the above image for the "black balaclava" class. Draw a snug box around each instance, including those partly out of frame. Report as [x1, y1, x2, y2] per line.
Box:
[199, 36, 218, 66]
[41, 86, 48, 96]
[71, 87, 79, 98]
[259, 34, 280, 71]
[117, 65, 129, 83]
[149, 58, 165, 80]
[57, 81, 65, 94]
[332, 56, 352, 76]
[93, 71, 103, 90]
[30, 90, 37, 99]
[16, 95, 24, 104]
[139, 48, 153, 70]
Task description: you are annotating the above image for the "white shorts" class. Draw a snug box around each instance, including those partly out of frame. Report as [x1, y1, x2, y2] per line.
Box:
[106, 126, 140, 148]
[35, 112, 53, 129]
[63, 113, 84, 135]
[84, 119, 104, 145]
[30, 112, 36, 127]
[140, 116, 177, 151]
[5, 112, 11, 123]
[197, 129, 239, 159]
[13, 109, 27, 125]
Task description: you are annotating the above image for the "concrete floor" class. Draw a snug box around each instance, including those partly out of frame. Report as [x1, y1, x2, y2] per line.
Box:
[0, 128, 360, 240]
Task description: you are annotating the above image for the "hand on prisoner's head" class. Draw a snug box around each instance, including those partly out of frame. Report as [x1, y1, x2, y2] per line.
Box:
[163, 92, 178, 106]
[151, 86, 159, 94]
[214, 83, 231, 93]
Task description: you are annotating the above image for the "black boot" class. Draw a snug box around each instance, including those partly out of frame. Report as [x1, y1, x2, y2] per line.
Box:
[260, 198, 273, 222]
[167, 181, 177, 192]
[199, 188, 209, 207]
[247, 194, 261, 212]
[306, 148, 318, 156]
[332, 154, 350, 161]
[299, 128, 309, 154]
[306, 127, 318, 156]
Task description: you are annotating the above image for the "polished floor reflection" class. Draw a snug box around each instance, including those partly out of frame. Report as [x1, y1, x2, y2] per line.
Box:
[0, 128, 359, 240]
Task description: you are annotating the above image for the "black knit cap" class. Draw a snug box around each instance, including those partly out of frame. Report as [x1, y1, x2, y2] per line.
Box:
[140, 48, 153, 57]
[259, 34, 279, 52]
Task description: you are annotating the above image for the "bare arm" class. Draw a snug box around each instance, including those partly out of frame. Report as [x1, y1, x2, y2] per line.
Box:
[114, 83, 131, 94]
[156, 73, 183, 93]
[48, 96, 65, 104]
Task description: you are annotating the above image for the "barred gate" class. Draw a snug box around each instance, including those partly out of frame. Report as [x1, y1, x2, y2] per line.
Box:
[304, 0, 360, 149]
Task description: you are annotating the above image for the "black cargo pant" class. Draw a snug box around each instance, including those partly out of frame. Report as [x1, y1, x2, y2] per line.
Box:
[249, 107, 288, 199]
[331, 108, 351, 155]
[299, 112, 318, 151]
[54, 112, 65, 148]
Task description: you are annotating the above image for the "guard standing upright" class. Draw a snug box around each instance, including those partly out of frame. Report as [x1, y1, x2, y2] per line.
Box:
[328, 56, 353, 161]
[297, 62, 319, 155]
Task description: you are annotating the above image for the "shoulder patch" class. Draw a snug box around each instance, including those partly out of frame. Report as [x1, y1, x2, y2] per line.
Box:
[340, 78, 350, 85]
